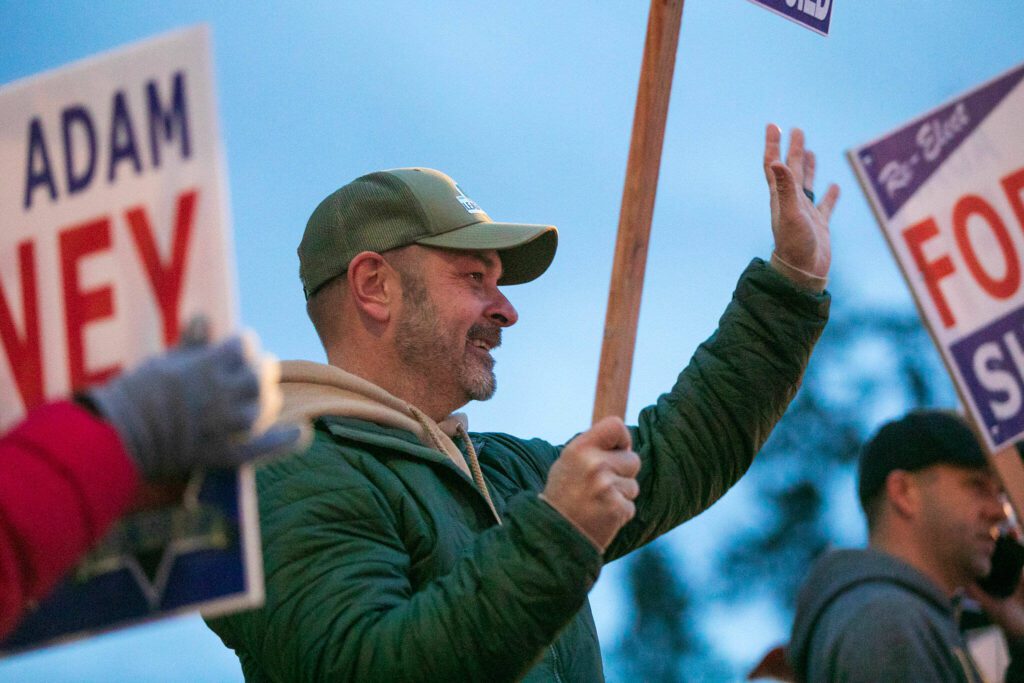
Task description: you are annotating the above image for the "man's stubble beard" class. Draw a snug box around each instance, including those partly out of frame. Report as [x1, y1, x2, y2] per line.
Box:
[394, 272, 498, 404]
[923, 499, 994, 587]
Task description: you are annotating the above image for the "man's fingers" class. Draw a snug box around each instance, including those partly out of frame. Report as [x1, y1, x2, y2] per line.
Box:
[613, 475, 640, 501]
[818, 183, 841, 223]
[803, 150, 816, 194]
[581, 415, 632, 451]
[619, 498, 636, 524]
[608, 447, 641, 478]
[770, 162, 800, 217]
[763, 123, 782, 185]
[179, 315, 212, 348]
[785, 128, 806, 188]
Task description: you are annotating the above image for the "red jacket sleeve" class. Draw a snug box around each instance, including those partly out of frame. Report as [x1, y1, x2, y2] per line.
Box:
[0, 400, 140, 638]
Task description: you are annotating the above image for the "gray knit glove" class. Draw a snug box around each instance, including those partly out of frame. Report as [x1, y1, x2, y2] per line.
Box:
[87, 333, 300, 480]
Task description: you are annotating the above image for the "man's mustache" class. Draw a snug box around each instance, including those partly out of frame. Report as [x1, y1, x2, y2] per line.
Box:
[467, 324, 502, 349]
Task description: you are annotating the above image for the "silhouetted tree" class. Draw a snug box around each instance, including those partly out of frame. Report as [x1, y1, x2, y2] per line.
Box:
[615, 542, 720, 682]
[611, 303, 957, 679]
[720, 307, 955, 615]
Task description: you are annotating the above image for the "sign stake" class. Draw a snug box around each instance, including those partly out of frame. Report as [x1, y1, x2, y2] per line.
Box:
[593, 0, 685, 422]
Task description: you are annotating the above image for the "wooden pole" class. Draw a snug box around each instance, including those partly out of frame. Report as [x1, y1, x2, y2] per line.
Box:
[592, 0, 685, 422]
[990, 445, 1024, 526]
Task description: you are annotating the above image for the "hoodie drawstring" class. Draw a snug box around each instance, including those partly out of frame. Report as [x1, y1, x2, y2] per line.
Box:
[455, 423, 502, 526]
[408, 407, 501, 525]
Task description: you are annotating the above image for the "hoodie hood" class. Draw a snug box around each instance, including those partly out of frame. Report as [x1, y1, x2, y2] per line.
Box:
[276, 360, 502, 524]
[788, 548, 954, 680]
[278, 359, 473, 477]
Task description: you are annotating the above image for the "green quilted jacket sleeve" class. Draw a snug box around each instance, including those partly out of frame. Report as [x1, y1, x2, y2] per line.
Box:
[208, 444, 602, 682]
[605, 258, 829, 561]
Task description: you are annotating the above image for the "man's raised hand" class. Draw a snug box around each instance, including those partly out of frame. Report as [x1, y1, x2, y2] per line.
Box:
[764, 124, 840, 288]
[541, 416, 641, 553]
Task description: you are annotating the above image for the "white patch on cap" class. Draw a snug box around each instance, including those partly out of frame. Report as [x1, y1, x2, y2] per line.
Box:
[453, 183, 486, 215]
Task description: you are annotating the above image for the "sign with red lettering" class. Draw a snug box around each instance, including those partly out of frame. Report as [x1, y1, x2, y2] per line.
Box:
[0, 26, 234, 429]
[849, 61, 1024, 452]
[0, 27, 261, 653]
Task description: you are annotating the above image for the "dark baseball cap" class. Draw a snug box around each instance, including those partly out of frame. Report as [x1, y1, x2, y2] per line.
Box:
[858, 409, 989, 508]
[298, 167, 558, 299]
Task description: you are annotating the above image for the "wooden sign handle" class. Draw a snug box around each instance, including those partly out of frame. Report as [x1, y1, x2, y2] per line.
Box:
[991, 444, 1024, 525]
[593, 0, 685, 422]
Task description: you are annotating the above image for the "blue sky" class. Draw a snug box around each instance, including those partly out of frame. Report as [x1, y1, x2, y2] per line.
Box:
[2, 1, 1023, 680]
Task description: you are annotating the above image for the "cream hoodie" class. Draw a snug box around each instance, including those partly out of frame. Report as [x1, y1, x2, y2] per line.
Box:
[277, 360, 500, 523]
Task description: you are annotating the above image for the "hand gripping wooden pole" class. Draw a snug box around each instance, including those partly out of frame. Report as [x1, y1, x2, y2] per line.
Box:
[592, 0, 685, 422]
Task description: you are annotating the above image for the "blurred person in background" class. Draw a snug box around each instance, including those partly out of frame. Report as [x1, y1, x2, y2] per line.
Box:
[789, 410, 1024, 682]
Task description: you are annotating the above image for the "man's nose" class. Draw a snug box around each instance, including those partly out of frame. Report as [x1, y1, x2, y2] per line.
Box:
[986, 494, 1009, 523]
[487, 289, 519, 327]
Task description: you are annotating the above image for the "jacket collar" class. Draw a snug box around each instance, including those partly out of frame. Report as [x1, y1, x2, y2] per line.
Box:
[277, 360, 501, 523]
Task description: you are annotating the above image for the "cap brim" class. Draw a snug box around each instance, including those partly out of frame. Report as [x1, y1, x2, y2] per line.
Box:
[415, 222, 558, 285]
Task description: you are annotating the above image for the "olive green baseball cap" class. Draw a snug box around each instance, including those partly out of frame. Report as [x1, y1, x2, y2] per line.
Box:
[298, 167, 558, 299]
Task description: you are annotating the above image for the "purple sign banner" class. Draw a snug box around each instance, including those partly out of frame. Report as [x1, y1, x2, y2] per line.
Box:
[951, 305, 1024, 447]
[747, 0, 832, 36]
[853, 63, 1024, 220]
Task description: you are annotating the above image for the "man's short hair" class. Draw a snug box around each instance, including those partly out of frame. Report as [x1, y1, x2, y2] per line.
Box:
[858, 409, 988, 515]
[303, 246, 429, 346]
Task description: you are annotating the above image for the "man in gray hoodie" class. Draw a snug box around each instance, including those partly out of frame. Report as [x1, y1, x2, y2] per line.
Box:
[789, 410, 1024, 682]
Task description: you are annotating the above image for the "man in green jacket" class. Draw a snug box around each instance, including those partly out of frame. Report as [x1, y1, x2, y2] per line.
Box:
[207, 124, 839, 681]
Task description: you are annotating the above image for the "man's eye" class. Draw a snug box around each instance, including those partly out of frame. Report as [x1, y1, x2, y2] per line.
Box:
[468, 272, 484, 283]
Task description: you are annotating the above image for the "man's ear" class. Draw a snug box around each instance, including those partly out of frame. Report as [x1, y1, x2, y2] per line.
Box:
[347, 251, 396, 323]
[886, 470, 919, 519]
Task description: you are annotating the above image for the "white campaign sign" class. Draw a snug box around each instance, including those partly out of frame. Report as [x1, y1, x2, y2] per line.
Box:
[849, 61, 1024, 453]
[0, 27, 263, 654]
[0, 25, 235, 431]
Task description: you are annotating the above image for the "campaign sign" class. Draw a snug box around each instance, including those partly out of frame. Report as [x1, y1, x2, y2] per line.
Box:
[849, 61, 1024, 452]
[0, 27, 263, 653]
[747, 0, 832, 36]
